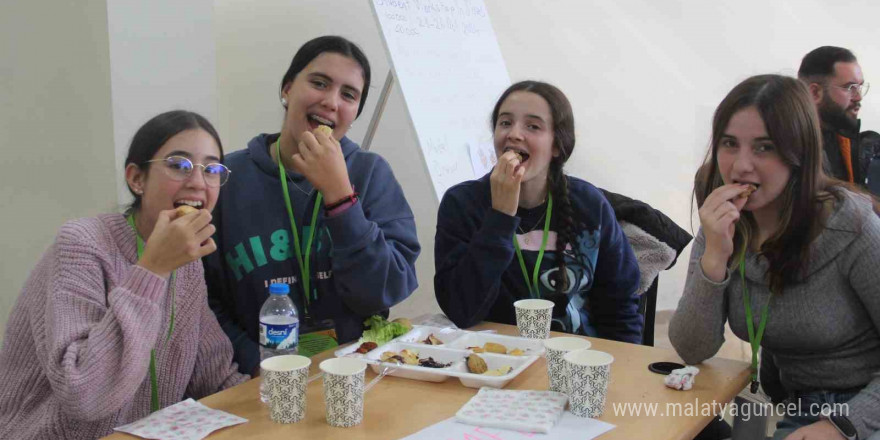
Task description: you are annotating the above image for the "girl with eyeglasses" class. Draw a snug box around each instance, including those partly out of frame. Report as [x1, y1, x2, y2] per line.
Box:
[203, 35, 419, 372]
[434, 81, 643, 343]
[0, 110, 246, 439]
[670, 75, 880, 440]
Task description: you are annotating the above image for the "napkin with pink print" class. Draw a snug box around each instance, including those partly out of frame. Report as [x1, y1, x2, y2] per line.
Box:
[455, 388, 568, 433]
[113, 398, 247, 440]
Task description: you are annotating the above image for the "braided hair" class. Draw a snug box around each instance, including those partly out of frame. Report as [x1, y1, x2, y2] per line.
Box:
[491, 81, 577, 296]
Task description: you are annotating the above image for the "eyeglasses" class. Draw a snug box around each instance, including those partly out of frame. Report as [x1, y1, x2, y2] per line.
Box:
[144, 156, 231, 187]
[832, 82, 870, 97]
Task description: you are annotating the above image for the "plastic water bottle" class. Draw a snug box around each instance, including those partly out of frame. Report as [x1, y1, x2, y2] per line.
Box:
[259, 283, 299, 402]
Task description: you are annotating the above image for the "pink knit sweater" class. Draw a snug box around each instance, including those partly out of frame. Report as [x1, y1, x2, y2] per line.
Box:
[0, 214, 248, 439]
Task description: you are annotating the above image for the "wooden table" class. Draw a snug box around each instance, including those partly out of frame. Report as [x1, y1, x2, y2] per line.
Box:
[105, 322, 749, 440]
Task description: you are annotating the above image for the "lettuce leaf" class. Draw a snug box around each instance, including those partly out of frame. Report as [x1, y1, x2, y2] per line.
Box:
[360, 315, 410, 345]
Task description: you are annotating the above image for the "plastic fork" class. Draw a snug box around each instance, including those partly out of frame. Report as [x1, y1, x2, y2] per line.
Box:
[364, 360, 401, 392]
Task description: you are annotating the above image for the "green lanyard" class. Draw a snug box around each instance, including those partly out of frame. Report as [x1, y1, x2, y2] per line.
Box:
[276, 139, 323, 315]
[739, 251, 771, 393]
[126, 214, 175, 413]
[512, 194, 553, 299]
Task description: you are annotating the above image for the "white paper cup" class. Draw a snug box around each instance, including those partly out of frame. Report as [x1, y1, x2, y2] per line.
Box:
[261, 355, 311, 423]
[564, 349, 614, 418]
[514, 299, 554, 339]
[320, 357, 368, 427]
[544, 337, 592, 393]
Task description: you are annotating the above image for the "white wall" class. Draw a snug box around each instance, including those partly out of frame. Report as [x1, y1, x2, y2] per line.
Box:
[214, 0, 880, 315]
[0, 0, 217, 340]
[107, 0, 217, 205]
[0, 0, 117, 341]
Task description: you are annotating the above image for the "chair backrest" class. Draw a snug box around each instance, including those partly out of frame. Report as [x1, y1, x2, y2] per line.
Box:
[638, 277, 659, 346]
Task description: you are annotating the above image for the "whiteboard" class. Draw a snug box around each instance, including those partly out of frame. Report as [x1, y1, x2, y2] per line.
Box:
[369, 0, 510, 200]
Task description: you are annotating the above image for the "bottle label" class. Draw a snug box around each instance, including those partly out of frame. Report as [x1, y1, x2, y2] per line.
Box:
[259, 321, 299, 350]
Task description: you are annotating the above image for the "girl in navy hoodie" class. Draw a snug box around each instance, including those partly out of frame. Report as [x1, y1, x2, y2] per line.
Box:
[204, 36, 420, 373]
[434, 81, 642, 343]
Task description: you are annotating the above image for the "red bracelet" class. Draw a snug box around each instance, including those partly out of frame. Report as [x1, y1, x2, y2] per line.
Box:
[324, 192, 359, 210]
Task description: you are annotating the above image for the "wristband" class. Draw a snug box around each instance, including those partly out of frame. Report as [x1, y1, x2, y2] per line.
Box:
[324, 192, 359, 210]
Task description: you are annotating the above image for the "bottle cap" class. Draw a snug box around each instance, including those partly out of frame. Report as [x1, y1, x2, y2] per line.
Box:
[269, 283, 290, 295]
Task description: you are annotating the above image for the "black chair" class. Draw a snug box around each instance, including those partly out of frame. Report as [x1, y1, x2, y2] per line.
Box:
[600, 188, 693, 348]
[638, 277, 659, 346]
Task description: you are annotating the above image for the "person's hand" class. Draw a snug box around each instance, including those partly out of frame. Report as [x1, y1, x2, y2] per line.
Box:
[698, 184, 749, 281]
[782, 420, 846, 440]
[291, 129, 352, 204]
[137, 209, 217, 278]
[490, 150, 525, 216]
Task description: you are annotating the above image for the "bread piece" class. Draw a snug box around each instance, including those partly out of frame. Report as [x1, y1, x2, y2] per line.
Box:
[483, 366, 512, 376]
[483, 342, 507, 354]
[738, 184, 757, 199]
[392, 317, 413, 331]
[314, 125, 333, 137]
[175, 205, 198, 217]
[466, 354, 488, 374]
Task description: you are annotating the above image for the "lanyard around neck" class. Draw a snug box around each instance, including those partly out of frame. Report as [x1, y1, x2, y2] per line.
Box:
[739, 250, 771, 393]
[512, 194, 553, 298]
[126, 214, 175, 413]
[276, 139, 323, 314]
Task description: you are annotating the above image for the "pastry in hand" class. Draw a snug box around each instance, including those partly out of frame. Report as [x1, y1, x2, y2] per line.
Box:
[314, 124, 333, 137]
[175, 205, 198, 217]
[738, 184, 757, 199]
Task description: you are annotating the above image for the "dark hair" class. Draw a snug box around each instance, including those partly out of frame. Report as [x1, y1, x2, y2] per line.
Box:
[696, 75, 826, 293]
[491, 81, 576, 294]
[125, 110, 224, 211]
[798, 46, 857, 82]
[280, 35, 371, 117]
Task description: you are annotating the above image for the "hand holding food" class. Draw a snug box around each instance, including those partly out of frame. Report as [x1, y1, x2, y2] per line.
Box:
[698, 183, 751, 281]
[291, 125, 353, 203]
[490, 149, 525, 216]
[137, 208, 217, 278]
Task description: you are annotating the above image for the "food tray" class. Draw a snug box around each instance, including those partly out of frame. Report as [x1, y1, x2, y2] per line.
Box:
[334, 326, 542, 389]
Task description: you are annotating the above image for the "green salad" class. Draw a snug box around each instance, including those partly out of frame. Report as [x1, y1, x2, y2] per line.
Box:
[360, 315, 413, 345]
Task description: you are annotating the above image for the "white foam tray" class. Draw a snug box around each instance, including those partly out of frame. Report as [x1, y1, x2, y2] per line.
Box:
[334, 326, 542, 389]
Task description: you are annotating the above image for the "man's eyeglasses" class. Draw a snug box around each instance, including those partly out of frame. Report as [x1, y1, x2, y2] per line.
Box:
[832, 82, 870, 97]
[144, 156, 231, 187]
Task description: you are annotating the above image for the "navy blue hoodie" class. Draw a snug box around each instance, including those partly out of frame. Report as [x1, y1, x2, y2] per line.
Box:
[434, 174, 642, 343]
[204, 133, 420, 374]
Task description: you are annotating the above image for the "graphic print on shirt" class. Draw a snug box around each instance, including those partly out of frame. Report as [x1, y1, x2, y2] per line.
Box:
[517, 227, 601, 335]
[223, 225, 332, 282]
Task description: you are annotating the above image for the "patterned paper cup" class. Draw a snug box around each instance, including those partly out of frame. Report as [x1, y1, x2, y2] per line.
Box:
[544, 337, 592, 394]
[514, 299, 554, 339]
[261, 355, 311, 423]
[564, 349, 614, 418]
[320, 357, 368, 427]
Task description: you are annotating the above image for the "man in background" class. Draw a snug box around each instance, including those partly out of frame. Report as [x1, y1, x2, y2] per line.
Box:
[798, 46, 880, 194]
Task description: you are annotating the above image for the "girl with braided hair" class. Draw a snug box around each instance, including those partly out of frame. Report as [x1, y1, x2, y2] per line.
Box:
[434, 80, 643, 343]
